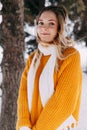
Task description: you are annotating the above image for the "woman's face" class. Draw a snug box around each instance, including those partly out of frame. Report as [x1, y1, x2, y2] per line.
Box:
[37, 11, 58, 43]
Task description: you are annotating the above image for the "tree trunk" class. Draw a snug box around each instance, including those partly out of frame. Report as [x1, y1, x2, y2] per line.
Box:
[0, 0, 24, 130]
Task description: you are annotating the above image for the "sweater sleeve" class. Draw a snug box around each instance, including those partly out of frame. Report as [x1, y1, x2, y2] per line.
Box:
[16, 56, 32, 130]
[32, 50, 82, 130]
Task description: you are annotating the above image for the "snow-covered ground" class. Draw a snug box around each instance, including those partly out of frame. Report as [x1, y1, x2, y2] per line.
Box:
[77, 72, 87, 130]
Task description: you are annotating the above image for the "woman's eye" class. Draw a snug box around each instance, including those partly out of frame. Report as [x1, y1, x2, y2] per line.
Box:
[38, 22, 44, 26]
[49, 22, 55, 26]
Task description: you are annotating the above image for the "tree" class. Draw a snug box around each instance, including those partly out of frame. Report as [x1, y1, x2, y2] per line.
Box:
[0, 0, 25, 130]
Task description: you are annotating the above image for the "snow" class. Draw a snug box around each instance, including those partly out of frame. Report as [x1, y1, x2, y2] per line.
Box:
[0, 15, 2, 24]
[65, 17, 75, 38]
[45, 0, 51, 6]
[75, 42, 87, 72]
[0, 46, 3, 64]
[0, 46, 3, 89]
[77, 72, 87, 130]
[0, 2, 3, 24]
[0, 2, 3, 10]
[24, 23, 36, 36]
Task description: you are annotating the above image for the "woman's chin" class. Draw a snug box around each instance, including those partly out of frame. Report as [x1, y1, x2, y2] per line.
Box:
[40, 39, 53, 43]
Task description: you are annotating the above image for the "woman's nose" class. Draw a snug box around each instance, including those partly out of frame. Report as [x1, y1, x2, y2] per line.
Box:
[42, 24, 49, 29]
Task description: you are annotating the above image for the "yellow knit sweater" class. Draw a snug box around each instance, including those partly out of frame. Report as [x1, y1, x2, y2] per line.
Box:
[16, 47, 82, 130]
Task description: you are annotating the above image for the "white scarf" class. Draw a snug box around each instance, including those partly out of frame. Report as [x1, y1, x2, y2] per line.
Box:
[27, 43, 58, 112]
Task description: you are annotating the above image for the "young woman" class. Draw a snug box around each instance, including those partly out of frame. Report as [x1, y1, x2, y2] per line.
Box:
[16, 5, 82, 130]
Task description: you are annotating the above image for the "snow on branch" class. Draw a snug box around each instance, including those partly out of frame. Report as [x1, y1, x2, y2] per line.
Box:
[0, 1, 3, 24]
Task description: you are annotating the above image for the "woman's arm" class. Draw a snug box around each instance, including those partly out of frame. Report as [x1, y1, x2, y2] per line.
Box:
[16, 56, 32, 130]
[32, 50, 82, 130]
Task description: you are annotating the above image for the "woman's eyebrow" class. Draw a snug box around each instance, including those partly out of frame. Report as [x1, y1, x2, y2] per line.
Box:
[38, 19, 57, 22]
[48, 19, 57, 22]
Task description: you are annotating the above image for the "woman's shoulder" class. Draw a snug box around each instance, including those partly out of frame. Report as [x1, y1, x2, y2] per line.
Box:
[58, 47, 81, 72]
[63, 47, 80, 58]
[58, 47, 80, 67]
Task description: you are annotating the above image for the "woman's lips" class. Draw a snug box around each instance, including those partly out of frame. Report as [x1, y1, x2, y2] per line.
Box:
[41, 32, 50, 35]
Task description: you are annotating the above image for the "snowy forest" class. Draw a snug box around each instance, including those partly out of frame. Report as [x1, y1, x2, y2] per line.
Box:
[0, 0, 87, 130]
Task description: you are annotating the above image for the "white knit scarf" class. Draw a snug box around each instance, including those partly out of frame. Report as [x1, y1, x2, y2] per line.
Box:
[27, 43, 58, 112]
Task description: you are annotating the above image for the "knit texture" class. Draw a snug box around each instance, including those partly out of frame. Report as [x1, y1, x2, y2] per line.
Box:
[16, 47, 82, 130]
